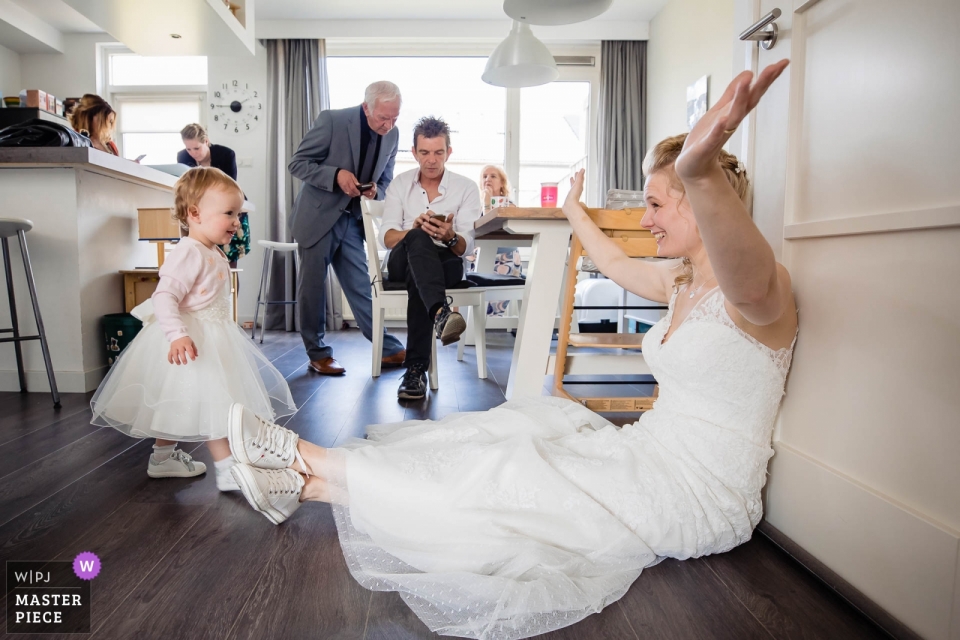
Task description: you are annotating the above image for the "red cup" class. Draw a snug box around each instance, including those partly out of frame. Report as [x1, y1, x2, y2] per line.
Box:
[540, 182, 558, 207]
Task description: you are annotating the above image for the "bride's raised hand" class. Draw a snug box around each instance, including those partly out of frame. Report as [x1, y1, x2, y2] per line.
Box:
[562, 168, 586, 218]
[675, 59, 789, 181]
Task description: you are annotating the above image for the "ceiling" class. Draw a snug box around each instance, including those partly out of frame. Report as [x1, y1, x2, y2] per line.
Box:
[256, 0, 668, 22]
[10, 0, 100, 34]
[0, 0, 667, 55]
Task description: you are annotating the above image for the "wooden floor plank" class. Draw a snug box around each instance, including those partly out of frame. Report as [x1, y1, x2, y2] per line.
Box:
[702, 536, 888, 639]
[0, 427, 140, 527]
[617, 558, 772, 639]
[0, 391, 91, 445]
[0, 408, 101, 476]
[88, 497, 286, 639]
[227, 503, 370, 640]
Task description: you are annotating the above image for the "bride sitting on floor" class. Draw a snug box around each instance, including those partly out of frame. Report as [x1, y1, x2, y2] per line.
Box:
[224, 59, 797, 640]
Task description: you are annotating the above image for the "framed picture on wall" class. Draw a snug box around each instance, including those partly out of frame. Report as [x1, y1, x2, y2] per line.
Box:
[686, 75, 708, 130]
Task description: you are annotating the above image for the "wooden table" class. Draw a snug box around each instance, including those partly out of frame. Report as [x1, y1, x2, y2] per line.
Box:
[474, 207, 571, 399]
[120, 269, 242, 322]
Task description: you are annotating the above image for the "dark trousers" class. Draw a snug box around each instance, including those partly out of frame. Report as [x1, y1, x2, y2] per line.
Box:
[298, 214, 404, 361]
[386, 228, 464, 367]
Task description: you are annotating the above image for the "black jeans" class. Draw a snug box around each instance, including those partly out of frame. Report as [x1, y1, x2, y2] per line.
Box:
[386, 228, 464, 367]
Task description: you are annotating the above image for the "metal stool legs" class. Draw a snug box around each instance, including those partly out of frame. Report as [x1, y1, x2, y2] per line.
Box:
[251, 242, 300, 344]
[1, 231, 60, 407]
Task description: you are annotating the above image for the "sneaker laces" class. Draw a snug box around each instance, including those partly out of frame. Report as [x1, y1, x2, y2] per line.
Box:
[401, 362, 428, 384]
[263, 469, 302, 497]
[169, 449, 195, 471]
[251, 415, 311, 478]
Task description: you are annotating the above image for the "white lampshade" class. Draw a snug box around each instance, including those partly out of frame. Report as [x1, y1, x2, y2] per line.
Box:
[482, 21, 559, 88]
[503, 0, 613, 26]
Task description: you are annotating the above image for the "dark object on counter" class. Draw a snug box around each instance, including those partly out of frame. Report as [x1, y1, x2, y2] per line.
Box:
[0, 118, 91, 148]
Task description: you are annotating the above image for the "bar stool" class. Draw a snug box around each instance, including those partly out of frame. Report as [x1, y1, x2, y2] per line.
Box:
[252, 240, 300, 343]
[0, 218, 60, 407]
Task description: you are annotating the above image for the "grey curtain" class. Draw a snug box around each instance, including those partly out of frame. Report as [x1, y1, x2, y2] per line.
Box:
[263, 39, 340, 331]
[598, 41, 647, 195]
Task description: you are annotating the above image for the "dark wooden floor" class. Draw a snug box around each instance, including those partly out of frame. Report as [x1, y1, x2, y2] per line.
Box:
[0, 329, 890, 639]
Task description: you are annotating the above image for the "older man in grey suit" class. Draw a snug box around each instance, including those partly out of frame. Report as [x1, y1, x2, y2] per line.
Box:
[289, 81, 405, 375]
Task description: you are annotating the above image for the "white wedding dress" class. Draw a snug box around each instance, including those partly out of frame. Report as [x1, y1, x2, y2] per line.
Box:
[328, 287, 795, 639]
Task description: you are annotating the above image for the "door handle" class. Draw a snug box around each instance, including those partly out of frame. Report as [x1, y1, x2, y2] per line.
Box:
[740, 8, 781, 50]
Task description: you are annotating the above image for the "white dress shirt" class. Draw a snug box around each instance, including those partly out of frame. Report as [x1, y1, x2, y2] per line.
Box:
[378, 168, 482, 266]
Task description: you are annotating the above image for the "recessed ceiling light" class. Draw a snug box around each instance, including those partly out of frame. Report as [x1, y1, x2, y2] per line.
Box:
[170, 34, 182, 39]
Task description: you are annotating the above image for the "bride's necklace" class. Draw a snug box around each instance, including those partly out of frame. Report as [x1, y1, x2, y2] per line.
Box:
[688, 274, 717, 299]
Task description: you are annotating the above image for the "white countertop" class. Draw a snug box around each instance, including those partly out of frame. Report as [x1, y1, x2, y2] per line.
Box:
[0, 147, 178, 190]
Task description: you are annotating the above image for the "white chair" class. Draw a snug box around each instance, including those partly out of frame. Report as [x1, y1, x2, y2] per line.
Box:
[361, 199, 488, 388]
[251, 239, 300, 343]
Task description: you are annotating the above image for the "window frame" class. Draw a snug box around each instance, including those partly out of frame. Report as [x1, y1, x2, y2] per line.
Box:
[98, 44, 208, 159]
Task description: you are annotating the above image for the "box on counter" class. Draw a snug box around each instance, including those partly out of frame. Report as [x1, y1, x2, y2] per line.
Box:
[20, 89, 48, 110]
[56, 99, 64, 115]
[46, 93, 56, 112]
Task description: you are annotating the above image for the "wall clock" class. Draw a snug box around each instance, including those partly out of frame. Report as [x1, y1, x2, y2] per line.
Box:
[210, 80, 262, 135]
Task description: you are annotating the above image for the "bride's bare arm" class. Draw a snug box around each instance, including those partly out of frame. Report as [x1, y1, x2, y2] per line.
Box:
[561, 170, 673, 303]
[675, 60, 792, 326]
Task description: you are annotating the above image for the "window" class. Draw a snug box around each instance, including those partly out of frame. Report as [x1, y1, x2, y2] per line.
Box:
[101, 47, 207, 163]
[328, 57, 506, 186]
[518, 82, 591, 207]
[326, 52, 599, 205]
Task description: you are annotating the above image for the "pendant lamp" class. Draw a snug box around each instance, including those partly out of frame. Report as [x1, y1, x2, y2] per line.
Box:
[481, 21, 559, 88]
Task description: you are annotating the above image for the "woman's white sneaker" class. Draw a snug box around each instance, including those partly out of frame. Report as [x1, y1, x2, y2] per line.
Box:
[146, 449, 206, 478]
[230, 465, 304, 525]
[227, 403, 302, 470]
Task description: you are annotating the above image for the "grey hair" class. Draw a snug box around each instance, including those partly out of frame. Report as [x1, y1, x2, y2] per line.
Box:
[364, 81, 402, 108]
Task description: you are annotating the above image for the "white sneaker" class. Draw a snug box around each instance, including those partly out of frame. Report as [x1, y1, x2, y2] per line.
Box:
[227, 403, 303, 471]
[216, 468, 240, 492]
[147, 449, 206, 478]
[230, 464, 304, 525]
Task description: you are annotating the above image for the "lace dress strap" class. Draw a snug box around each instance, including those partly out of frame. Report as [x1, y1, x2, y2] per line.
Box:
[687, 288, 795, 376]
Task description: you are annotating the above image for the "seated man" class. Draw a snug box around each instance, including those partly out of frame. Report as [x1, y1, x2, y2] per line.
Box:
[379, 116, 482, 401]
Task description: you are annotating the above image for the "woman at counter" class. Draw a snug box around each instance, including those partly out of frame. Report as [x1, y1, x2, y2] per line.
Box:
[69, 94, 119, 156]
[177, 123, 249, 266]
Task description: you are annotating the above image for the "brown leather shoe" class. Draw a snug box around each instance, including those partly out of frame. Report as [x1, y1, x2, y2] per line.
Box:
[308, 357, 345, 375]
[381, 349, 406, 369]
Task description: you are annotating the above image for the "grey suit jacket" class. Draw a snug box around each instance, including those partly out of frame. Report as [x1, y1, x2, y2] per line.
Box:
[288, 105, 399, 249]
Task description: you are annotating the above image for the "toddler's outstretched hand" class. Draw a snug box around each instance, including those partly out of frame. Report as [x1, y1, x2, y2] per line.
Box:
[168, 337, 198, 365]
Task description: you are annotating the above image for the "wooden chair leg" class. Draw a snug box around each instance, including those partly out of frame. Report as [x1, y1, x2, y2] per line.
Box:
[553, 236, 581, 398]
[371, 306, 384, 377]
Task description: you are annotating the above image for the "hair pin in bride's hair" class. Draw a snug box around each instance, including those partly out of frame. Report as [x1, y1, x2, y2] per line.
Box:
[735, 161, 745, 174]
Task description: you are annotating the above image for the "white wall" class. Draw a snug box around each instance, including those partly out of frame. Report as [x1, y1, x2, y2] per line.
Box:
[19, 33, 115, 98]
[646, 0, 736, 148]
[0, 42, 21, 96]
[207, 45, 269, 323]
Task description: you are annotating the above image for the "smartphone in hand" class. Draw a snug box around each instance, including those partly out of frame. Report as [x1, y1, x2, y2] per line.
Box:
[357, 182, 375, 192]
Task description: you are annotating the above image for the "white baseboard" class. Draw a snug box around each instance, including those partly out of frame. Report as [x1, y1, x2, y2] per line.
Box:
[765, 442, 960, 640]
[0, 366, 107, 393]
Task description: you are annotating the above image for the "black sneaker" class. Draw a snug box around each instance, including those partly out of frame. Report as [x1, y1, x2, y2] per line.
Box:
[434, 297, 467, 346]
[398, 363, 428, 400]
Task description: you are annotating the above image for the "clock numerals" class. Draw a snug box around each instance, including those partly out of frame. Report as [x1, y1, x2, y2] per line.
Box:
[212, 82, 260, 134]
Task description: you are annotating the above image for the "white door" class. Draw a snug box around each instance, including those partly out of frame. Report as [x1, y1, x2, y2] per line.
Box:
[737, 1, 960, 638]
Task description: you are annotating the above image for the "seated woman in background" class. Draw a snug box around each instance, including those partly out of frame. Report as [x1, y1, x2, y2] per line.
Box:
[69, 94, 118, 156]
[477, 165, 522, 279]
[177, 123, 249, 267]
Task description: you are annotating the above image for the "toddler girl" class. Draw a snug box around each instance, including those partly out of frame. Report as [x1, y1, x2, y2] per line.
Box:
[91, 167, 296, 490]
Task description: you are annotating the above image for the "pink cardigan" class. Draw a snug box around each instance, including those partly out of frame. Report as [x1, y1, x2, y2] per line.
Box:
[152, 237, 231, 341]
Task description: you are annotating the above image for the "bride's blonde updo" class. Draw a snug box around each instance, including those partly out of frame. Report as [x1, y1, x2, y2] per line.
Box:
[641, 133, 750, 292]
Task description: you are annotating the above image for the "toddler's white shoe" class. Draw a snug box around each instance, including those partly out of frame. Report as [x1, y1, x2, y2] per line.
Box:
[216, 468, 240, 492]
[147, 449, 206, 478]
[230, 464, 304, 525]
[227, 403, 305, 472]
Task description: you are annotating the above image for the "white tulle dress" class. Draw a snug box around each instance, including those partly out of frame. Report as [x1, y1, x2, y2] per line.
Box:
[327, 286, 795, 639]
[90, 280, 296, 441]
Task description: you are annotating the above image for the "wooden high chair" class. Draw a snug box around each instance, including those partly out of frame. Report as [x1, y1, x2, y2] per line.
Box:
[552, 206, 666, 412]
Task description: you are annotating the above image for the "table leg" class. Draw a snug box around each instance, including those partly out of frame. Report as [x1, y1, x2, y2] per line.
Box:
[502, 220, 571, 400]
